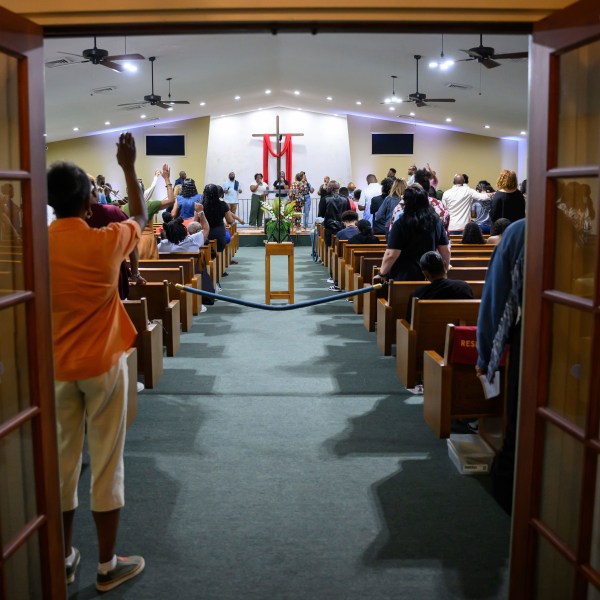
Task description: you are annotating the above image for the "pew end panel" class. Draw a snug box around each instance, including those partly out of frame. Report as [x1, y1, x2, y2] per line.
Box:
[125, 347, 138, 430]
[396, 318, 417, 389]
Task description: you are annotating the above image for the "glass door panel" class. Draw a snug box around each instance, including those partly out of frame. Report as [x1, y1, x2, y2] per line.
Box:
[0, 180, 23, 247]
[3, 529, 42, 600]
[546, 303, 592, 428]
[535, 534, 576, 599]
[0, 303, 31, 422]
[539, 421, 584, 549]
[0, 420, 37, 548]
[0, 52, 20, 171]
[557, 39, 600, 168]
[553, 177, 598, 296]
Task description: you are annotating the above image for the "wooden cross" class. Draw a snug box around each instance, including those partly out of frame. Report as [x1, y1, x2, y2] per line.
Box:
[252, 115, 304, 191]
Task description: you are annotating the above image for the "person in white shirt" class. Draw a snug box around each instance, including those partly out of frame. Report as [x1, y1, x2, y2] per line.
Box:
[158, 213, 209, 253]
[249, 173, 269, 227]
[442, 173, 491, 233]
[407, 164, 417, 185]
[223, 171, 242, 214]
[358, 174, 382, 224]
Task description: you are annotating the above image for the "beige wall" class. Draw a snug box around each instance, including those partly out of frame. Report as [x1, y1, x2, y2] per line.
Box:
[347, 114, 520, 190]
[46, 117, 210, 199]
[47, 112, 521, 196]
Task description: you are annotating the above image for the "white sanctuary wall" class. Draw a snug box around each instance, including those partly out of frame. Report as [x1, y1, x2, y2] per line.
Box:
[205, 108, 352, 196]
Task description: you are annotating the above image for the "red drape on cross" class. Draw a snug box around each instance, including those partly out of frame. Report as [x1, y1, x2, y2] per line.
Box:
[263, 134, 292, 185]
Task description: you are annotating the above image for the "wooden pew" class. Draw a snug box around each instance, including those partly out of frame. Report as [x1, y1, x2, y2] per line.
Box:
[396, 299, 481, 389]
[449, 257, 490, 269]
[138, 267, 193, 333]
[346, 248, 385, 294]
[127, 281, 180, 357]
[423, 324, 504, 438]
[363, 266, 385, 332]
[339, 243, 386, 291]
[353, 256, 383, 315]
[447, 267, 488, 281]
[376, 281, 485, 356]
[141, 258, 200, 315]
[123, 297, 164, 389]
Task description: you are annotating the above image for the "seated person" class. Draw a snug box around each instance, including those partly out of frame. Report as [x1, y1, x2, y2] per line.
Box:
[158, 213, 209, 253]
[406, 251, 474, 321]
[335, 210, 360, 241]
[487, 218, 511, 245]
[461, 222, 485, 244]
[348, 219, 379, 244]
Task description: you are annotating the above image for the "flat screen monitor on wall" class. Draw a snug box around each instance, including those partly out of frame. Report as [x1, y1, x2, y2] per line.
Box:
[145, 135, 186, 156]
[371, 133, 414, 155]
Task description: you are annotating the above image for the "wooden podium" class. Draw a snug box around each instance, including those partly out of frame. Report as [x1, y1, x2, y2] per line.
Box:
[265, 242, 294, 304]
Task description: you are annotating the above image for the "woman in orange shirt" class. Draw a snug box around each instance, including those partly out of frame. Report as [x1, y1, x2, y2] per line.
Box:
[47, 133, 148, 593]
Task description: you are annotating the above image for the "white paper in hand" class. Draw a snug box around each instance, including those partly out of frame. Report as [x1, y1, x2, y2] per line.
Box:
[478, 371, 500, 399]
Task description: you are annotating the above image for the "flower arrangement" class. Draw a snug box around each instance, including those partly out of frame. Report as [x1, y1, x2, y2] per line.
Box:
[261, 197, 302, 243]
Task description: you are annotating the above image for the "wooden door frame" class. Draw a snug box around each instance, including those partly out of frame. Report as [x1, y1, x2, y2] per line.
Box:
[510, 0, 600, 597]
[0, 7, 66, 599]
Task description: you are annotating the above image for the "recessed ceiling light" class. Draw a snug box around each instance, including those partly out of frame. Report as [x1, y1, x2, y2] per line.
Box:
[140, 114, 146, 119]
[356, 101, 362, 105]
[258, 107, 263, 111]
[168, 107, 174, 111]
[234, 95, 241, 100]
[104, 121, 111, 125]
[326, 96, 333, 101]
[265, 89, 271, 95]
[445, 117, 452, 122]
[389, 106, 394, 111]
[333, 114, 339, 117]
[43, 133, 47, 137]
[199, 102, 206, 106]
[409, 112, 415, 116]
[297, 108, 302, 111]
[294, 90, 300, 95]
[73, 127, 79, 131]
[484, 124, 491, 129]
[429, 61, 439, 69]
[123, 62, 138, 73]
[520, 130, 527, 135]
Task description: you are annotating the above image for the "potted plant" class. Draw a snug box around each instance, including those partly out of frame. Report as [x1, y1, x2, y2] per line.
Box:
[261, 197, 302, 243]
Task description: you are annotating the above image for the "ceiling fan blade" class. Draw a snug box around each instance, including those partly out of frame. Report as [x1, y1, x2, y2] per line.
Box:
[157, 102, 172, 109]
[425, 98, 456, 103]
[460, 49, 483, 59]
[492, 51, 528, 60]
[58, 51, 86, 58]
[167, 100, 190, 105]
[101, 61, 127, 72]
[117, 101, 149, 106]
[482, 58, 501, 69]
[104, 53, 145, 61]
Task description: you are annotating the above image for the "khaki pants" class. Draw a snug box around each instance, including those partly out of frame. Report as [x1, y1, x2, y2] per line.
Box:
[55, 352, 128, 513]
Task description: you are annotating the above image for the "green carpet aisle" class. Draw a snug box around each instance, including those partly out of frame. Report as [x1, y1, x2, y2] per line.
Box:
[68, 247, 510, 600]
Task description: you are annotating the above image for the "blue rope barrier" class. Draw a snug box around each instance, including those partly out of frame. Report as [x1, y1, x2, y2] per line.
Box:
[173, 283, 383, 312]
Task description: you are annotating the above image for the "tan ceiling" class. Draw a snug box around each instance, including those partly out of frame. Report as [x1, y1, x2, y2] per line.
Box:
[4, 0, 576, 27]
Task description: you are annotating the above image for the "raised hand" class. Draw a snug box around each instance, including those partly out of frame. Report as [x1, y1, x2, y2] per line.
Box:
[161, 163, 171, 180]
[116, 132, 136, 170]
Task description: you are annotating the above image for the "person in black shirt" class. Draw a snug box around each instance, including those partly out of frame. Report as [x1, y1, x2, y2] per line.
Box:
[272, 170, 290, 199]
[323, 181, 350, 248]
[490, 170, 526, 223]
[405, 251, 474, 321]
[375, 186, 449, 282]
[348, 219, 380, 244]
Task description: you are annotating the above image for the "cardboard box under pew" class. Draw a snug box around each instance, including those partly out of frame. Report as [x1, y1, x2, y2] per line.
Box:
[447, 433, 495, 475]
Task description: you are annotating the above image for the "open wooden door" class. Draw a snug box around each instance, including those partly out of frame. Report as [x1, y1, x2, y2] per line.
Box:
[0, 7, 66, 599]
[510, 0, 600, 598]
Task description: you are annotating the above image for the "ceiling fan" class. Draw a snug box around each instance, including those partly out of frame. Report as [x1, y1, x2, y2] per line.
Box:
[405, 55, 456, 108]
[118, 57, 191, 110]
[57, 36, 144, 73]
[458, 34, 528, 69]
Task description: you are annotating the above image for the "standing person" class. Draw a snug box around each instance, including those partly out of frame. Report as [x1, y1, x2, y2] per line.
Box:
[476, 219, 526, 514]
[272, 170, 289, 200]
[223, 171, 242, 215]
[323, 180, 350, 248]
[442, 173, 491, 234]
[374, 186, 449, 282]
[172, 178, 201, 220]
[200, 183, 235, 253]
[387, 168, 397, 179]
[288, 172, 308, 230]
[407, 164, 417, 185]
[490, 169, 526, 224]
[373, 177, 401, 235]
[249, 173, 269, 228]
[121, 164, 175, 259]
[302, 172, 315, 230]
[47, 132, 147, 592]
[174, 170, 187, 187]
[358, 174, 382, 224]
